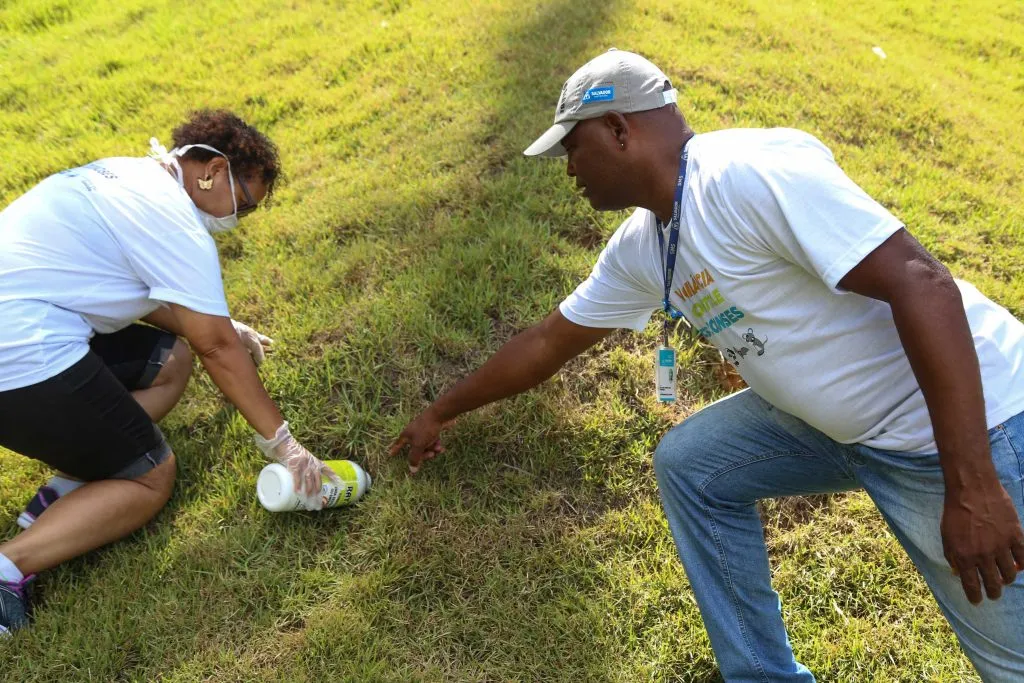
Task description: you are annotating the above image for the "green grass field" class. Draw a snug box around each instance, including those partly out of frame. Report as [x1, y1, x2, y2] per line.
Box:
[1, 0, 1022, 680]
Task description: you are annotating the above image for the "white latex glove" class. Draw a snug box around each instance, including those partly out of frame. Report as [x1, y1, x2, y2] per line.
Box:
[254, 422, 341, 510]
[231, 319, 274, 366]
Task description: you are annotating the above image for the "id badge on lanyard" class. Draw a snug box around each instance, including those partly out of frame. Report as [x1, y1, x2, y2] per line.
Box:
[656, 345, 677, 402]
[654, 143, 690, 402]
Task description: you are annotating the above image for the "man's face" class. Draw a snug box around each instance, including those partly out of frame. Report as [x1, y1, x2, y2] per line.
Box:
[562, 116, 632, 212]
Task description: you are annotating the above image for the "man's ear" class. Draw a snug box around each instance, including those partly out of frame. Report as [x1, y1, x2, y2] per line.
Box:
[603, 111, 630, 149]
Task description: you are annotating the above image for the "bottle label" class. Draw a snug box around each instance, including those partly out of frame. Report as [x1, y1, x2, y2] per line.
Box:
[321, 460, 361, 508]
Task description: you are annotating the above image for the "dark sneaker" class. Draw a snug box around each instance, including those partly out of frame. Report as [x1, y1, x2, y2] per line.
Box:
[16, 485, 60, 530]
[0, 575, 33, 635]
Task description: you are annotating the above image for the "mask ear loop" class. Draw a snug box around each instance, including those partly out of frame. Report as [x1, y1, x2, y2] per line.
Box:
[179, 143, 237, 216]
[150, 140, 237, 216]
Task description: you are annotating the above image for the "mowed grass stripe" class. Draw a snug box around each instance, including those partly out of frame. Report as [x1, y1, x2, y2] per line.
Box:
[2, 0, 1020, 679]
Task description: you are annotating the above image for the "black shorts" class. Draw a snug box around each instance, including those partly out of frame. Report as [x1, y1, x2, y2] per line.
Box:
[0, 325, 178, 481]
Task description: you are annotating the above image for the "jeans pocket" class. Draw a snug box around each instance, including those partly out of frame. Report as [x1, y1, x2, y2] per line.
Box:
[989, 425, 1024, 505]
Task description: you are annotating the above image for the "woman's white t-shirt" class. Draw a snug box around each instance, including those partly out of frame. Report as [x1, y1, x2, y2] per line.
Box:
[0, 156, 229, 391]
[559, 128, 1024, 453]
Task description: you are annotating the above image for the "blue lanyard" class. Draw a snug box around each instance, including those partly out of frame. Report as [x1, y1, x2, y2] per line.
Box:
[656, 144, 690, 345]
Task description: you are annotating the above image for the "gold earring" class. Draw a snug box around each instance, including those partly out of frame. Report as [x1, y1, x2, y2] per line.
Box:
[197, 176, 213, 191]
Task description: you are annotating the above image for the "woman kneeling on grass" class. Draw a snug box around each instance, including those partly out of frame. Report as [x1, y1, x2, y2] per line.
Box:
[0, 109, 339, 633]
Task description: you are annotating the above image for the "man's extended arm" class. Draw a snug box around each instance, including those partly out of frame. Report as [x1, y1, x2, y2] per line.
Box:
[390, 309, 614, 472]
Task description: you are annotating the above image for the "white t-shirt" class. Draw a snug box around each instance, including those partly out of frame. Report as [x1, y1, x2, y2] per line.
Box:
[0, 156, 230, 391]
[560, 128, 1024, 453]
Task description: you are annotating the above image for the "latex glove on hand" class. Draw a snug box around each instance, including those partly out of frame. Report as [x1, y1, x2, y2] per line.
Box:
[254, 422, 341, 510]
[231, 319, 274, 366]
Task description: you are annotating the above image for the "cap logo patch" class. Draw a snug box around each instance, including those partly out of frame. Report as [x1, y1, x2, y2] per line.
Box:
[581, 85, 615, 104]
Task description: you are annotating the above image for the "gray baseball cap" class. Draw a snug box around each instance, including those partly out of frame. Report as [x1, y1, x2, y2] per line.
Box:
[524, 48, 678, 158]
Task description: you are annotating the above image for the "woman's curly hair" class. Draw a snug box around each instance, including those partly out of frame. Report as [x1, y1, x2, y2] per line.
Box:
[172, 110, 281, 197]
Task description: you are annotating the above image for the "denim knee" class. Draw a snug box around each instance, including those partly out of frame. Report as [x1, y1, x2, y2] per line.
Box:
[653, 420, 706, 492]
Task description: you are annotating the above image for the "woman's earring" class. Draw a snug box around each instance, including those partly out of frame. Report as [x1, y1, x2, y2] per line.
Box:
[197, 176, 213, 190]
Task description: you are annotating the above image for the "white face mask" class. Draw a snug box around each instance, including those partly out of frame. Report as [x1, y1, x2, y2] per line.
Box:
[149, 138, 239, 234]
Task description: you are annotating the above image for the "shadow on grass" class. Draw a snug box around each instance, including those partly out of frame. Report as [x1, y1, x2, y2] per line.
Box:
[278, 0, 726, 678]
[0, 1, 733, 680]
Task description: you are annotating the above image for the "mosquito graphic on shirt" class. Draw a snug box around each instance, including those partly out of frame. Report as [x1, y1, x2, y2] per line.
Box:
[743, 328, 767, 356]
[725, 328, 766, 367]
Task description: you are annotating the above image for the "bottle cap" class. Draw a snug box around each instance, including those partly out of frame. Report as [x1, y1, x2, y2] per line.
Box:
[257, 463, 296, 512]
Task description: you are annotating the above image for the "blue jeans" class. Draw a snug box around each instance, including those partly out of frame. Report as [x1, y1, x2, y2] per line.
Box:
[654, 389, 1024, 682]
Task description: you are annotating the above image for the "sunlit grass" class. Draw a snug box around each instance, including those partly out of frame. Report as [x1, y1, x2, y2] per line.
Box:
[1, 0, 1020, 679]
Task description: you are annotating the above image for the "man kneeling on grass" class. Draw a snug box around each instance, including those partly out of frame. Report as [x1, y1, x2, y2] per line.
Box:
[391, 50, 1024, 681]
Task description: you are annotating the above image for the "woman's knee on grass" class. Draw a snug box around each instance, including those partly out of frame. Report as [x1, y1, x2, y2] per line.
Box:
[153, 338, 192, 393]
[133, 452, 177, 503]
